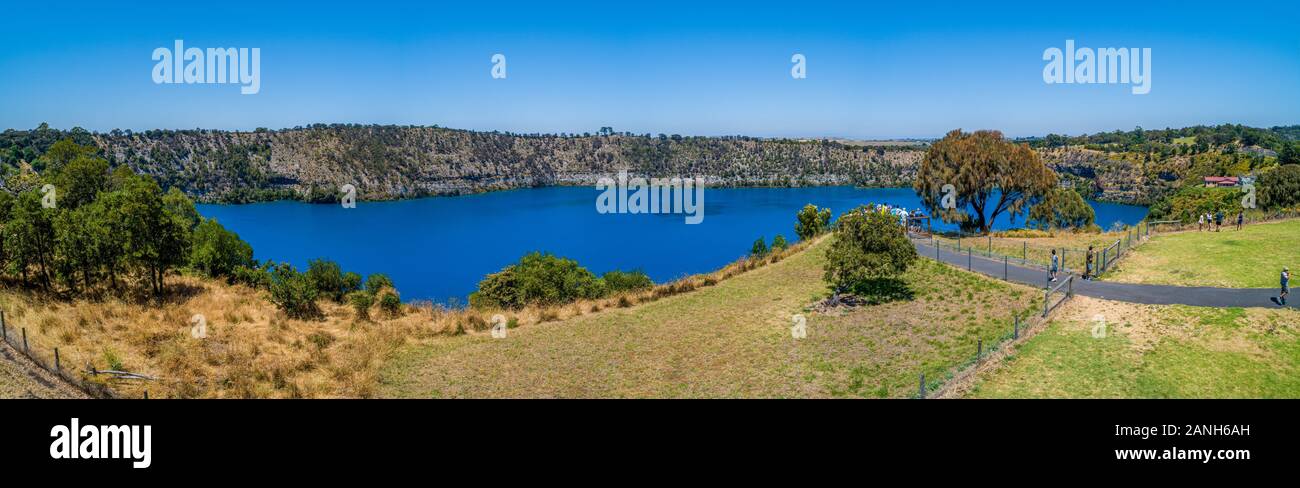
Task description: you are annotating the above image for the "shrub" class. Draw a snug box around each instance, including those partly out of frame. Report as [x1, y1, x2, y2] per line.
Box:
[751, 237, 769, 257]
[469, 252, 605, 309]
[342, 272, 363, 295]
[824, 205, 919, 295]
[348, 291, 373, 321]
[772, 234, 788, 250]
[379, 291, 402, 318]
[232, 263, 272, 289]
[602, 270, 653, 293]
[365, 273, 394, 296]
[468, 268, 522, 309]
[1258, 164, 1300, 210]
[306, 258, 347, 302]
[268, 263, 319, 319]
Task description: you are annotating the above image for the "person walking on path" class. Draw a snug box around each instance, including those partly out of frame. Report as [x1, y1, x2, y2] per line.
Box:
[1085, 246, 1095, 280]
[1236, 211, 1244, 231]
[1198, 213, 1206, 231]
[1215, 211, 1224, 232]
[1049, 249, 1059, 282]
[1282, 267, 1290, 307]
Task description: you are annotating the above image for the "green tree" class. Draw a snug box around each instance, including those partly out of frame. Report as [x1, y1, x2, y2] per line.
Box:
[51, 155, 108, 209]
[1028, 188, 1097, 230]
[53, 206, 102, 291]
[751, 237, 769, 257]
[1258, 164, 1300, 210]
[119, 175, 190, 296]
[36, 138, 97, 176]
[6, 191, 57, 289]
[795, 204, 832, 240]
[772, 234, 788, 250]
[189, 218, 254, 279]
[913, 129, 1057, 233]
[1278, 142, 1300, 166]
[823, 206, 918, 298]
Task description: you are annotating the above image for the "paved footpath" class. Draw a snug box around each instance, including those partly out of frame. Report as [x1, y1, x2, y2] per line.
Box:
[912, 239, 1284, 308]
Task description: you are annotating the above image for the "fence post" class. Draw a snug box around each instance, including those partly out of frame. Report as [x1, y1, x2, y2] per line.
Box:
[1023, 241, 1027, 263]
[1101, 248, 1108, 273]
[1068, 275, 1074, 298]
[144, 390, 149, 400]
[1004, 255, 1008, 281]
[22, 327, 28, 354]
[919, 373, 926, 398]
[1014, 315, 1019, 339]
[988, 235, 992, 254]
[977, 339, 983, 359]
[1043, 290, 1049, 317]
[1, 310, 5, 341]
[54, 348, 60, 372]
[968, 248, 972, 271]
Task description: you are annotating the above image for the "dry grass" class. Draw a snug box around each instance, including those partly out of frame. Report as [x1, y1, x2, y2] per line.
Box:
[0, 238, 818, 398]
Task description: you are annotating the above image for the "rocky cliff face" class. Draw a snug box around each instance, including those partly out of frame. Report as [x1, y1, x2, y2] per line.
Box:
[88, 126, 925, 203]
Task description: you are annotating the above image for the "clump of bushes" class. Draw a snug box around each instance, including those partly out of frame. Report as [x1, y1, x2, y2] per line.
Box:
[469, 252, 653, 310]
[795, 204, 833, 241]
[602, 269, 653, 293]
[268, 263, 319, 319]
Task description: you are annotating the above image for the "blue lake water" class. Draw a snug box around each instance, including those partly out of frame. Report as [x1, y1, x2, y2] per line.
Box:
[197, 186, 1148, 303]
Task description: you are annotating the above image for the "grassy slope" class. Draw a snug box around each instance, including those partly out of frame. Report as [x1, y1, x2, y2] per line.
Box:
[1106, 219, 1298, 288]
[381, 239, 1040, 398]
[970, 297, 1300, 398]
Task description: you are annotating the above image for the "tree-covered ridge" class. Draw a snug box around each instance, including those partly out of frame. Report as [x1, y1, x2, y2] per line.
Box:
[1, 124, 922, 204]
[1024, 124, 1300, 153]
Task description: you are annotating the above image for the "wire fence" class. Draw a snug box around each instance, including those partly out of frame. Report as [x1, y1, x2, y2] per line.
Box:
[921, 221, 1152, 278]
[0, 310, 119, 399]
[914, 247, 1076, 398]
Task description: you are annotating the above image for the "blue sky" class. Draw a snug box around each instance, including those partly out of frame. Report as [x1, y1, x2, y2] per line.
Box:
[1, 0, 1296, 138]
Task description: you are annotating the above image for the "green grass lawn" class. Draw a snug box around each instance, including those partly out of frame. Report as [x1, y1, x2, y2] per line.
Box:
[970, 299, 1300, 398]
[380, 238, 1039, 398]
[1106, 219, 1298, 288]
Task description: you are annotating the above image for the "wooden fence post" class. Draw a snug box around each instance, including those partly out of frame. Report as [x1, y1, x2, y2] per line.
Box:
[1004, 255, 1008, 281]
[977, 339, 983, 359]
[54, 348, 60, 372]
[918, 373, 926, 398]
[1023, 242, 1027, 263]
[1, 310, 5, 341]
[1014, 315, 1020, 339]
[22, 327, 28, 354]
[967, 248, 972, 271]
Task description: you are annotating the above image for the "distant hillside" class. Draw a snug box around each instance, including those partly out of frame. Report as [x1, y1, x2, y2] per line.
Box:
[2, 123, 1295, 205]
[0, 124, 922, 203]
